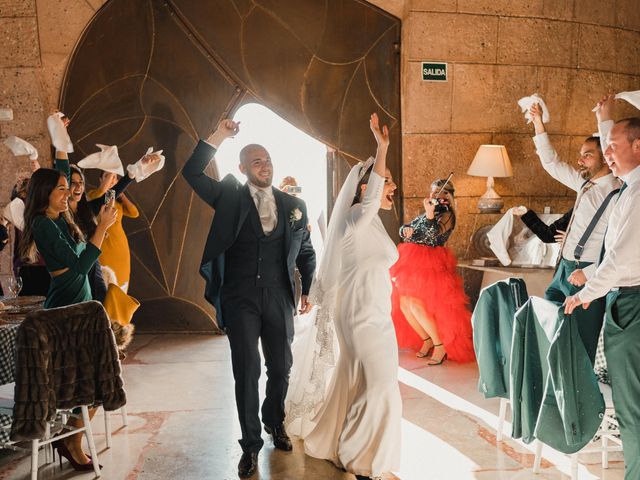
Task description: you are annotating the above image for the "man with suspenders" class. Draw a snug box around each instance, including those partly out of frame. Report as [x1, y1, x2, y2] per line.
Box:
[565, 115, 640, 480]
[528, 103, 622, 362]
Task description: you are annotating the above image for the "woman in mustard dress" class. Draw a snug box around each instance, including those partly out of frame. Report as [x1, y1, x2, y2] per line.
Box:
[87, 171, 139, 292]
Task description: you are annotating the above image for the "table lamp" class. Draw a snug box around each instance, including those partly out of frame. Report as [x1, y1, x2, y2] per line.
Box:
[467, 145, 513, 213]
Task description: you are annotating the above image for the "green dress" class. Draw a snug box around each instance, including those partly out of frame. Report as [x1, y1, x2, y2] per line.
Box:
[31, 215, 101, 308]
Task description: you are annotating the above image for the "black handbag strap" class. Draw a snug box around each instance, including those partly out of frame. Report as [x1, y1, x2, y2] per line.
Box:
[574, 187, 620, 261]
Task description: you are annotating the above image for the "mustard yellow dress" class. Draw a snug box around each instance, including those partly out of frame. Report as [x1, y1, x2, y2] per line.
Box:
[86, 190, 139, 292]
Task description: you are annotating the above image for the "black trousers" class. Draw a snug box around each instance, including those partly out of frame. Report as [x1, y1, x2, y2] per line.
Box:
[221, 284, 294, 453]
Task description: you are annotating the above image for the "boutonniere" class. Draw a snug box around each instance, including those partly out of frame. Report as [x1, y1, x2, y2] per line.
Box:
[289, 207, 302, 227]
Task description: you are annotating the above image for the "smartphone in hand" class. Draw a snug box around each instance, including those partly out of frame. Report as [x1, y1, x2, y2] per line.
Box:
[105, 189, 116, 205]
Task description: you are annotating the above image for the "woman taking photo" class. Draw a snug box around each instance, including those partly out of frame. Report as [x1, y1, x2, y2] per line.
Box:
[86, 169, 139, 292]
[20, 169, 116, 309]
[390, 179, 475, 365]
[19, 166, 116, 471]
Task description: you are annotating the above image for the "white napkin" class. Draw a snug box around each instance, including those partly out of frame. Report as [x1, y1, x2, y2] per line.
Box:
[517, 93, 550, 124]
[487, 208, 515, 266]
[47, 112, 74, 153]
[126, 147, 165, 182]
[3, 136, 38, 160]
[78, 144, 124, 175]
[3, 198, 25, 231]
[592, 90, 640, 112]
[487, 208, 561, 267]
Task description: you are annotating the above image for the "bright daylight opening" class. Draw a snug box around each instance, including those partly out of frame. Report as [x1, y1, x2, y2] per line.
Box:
[215, 103, 327, 257]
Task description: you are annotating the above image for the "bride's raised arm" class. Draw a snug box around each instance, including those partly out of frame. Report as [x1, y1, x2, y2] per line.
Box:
[347, 113, 389, 229]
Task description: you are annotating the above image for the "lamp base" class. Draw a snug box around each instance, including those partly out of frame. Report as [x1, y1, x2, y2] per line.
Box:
[477, 176, 504, 213]
[477, 196, 504, 213]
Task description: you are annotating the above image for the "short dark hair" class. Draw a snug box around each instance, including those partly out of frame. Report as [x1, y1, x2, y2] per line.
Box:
[615, 117, 640, 144]
[584, 136, 603, 156]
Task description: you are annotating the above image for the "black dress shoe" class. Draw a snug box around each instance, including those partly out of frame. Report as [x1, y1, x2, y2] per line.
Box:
[264, 423, 293, 451]
[238, 451, 258, 478]
[355, 475, 371, 480]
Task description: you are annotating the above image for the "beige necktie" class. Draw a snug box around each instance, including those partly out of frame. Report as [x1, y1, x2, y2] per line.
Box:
[255, 189, 276, 235]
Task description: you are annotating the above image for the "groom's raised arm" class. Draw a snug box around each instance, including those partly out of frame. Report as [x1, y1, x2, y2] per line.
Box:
[182, 119, 240, 208]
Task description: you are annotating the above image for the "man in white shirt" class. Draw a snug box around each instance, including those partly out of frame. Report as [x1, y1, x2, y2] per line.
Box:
[529, 104, 621, 362]
[565, 117, 640, 480]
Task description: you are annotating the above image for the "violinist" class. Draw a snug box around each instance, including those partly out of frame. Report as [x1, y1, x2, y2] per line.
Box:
[389, 178, 475, 365]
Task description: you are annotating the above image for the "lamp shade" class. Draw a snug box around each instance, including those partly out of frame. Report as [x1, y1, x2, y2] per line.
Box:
[467, 145, 513, 178]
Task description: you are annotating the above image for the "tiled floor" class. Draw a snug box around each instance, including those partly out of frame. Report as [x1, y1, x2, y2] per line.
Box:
[0, 334, 625, 479]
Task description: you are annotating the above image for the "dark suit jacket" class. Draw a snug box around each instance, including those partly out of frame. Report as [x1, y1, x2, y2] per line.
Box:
[521, 209, 572, 244]
[182, 141, 316, 328]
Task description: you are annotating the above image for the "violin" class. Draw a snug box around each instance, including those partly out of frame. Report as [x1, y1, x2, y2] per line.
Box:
[432, 198, 451, 214]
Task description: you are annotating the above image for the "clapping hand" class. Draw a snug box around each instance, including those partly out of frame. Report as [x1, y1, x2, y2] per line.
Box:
[369, 113, 389, 149]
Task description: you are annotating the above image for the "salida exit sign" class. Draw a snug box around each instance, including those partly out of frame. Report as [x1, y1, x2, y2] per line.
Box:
[422, 62, 447, 81]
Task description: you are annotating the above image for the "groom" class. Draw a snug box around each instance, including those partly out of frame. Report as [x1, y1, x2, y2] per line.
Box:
[182, 119, 316, 478]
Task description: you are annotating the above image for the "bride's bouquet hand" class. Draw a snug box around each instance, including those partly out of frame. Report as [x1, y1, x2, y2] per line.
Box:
[369, 113, 389, 149]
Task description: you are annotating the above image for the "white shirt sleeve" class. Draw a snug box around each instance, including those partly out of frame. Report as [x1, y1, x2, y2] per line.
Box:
[532, 133, 583, 191]
[582, 263, 596, 280]
[578, 189, 639, 302]
[598, 120, 614, 154]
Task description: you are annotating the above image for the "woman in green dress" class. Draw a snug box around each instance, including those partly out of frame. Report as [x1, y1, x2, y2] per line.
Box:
[19, 167, 116, 471]
[20, 168, 117, 308]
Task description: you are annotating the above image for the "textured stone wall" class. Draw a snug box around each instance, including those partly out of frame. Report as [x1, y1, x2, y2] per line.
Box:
[0, 0, 106, 285]
[401, 0, 640, 258]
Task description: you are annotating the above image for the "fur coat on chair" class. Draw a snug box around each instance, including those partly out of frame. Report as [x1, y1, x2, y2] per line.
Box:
[10, 301, 127, 441]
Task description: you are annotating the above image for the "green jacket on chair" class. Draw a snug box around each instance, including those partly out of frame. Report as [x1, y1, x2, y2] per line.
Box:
[472, 278, 528, 399]
[510, 297, 604, 453]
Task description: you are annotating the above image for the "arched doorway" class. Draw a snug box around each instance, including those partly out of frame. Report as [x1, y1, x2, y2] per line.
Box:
[60, 0, 401, 330]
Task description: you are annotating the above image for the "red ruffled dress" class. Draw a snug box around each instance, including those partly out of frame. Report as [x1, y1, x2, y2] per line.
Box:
[390, 211, 475, 362]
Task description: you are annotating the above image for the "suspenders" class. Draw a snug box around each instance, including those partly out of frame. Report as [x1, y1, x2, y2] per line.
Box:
[573, 186, 620, 263]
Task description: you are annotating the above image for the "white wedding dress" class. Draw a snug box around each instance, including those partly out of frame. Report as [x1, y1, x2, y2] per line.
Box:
[286, 165, 401, 478]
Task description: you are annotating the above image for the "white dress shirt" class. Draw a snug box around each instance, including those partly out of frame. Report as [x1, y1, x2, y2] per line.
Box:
[248, 183, 278, 233]
[578, 165, 640, 302]
[598, 120, 614, 153]
[533, 133, 621, 278]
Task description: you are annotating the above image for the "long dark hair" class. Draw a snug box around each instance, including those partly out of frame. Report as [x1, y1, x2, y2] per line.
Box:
[69, 165, 98, 237]
[20, 168, 84, 263]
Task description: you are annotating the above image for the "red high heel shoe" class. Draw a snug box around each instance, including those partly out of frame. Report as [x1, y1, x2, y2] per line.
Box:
[51, 440, 101, 471]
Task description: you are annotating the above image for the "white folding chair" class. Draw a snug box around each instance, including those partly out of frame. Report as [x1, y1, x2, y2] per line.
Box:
[103, 405, 128, 448]
[0, 382, 101, 479]
[532, 382, 623, 479]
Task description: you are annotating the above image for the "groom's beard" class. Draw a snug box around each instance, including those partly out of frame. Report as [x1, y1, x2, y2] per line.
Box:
[247, 171, 273, 188]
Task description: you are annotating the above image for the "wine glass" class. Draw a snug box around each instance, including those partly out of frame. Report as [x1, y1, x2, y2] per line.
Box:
[8, 276, 23, 298]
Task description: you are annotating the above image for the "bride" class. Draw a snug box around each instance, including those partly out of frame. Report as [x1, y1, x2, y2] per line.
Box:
[286, 113, 401, 479]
